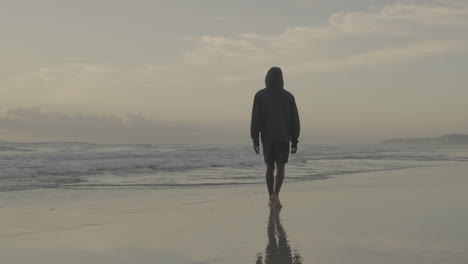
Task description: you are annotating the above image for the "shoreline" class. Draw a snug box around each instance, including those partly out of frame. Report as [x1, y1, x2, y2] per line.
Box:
[2, 161, 460, 194]
[1, 163, 468, 263]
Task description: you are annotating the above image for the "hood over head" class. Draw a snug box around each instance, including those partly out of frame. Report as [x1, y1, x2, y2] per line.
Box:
[265, 67, 284, 89]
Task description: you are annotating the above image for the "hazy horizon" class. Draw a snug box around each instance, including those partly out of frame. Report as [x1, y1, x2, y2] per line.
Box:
[2, 0, 468, 144]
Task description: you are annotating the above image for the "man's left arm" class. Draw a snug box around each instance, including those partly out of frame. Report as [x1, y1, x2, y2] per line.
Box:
[291, 95, 300, 154]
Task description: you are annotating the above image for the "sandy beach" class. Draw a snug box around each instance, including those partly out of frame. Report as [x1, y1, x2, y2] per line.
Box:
[1, 163, 468, 264]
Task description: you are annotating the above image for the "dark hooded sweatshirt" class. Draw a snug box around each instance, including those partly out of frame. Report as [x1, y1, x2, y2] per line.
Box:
[250, 67, 300, 145]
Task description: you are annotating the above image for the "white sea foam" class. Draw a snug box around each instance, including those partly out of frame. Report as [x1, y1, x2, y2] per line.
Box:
[0, 142, 467, 191]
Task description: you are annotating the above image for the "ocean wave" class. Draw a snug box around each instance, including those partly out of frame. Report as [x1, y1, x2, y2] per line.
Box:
[1, 142, 467, 191]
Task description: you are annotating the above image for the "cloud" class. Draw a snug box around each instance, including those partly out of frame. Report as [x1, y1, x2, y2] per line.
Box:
[10, 63, 174, 83]
[290, 39, 465, 73]
[10, 64, 118, 82]
[9, 2, 468, 85]
[0, 107, 241, 144]
[183, 1, 468, 76]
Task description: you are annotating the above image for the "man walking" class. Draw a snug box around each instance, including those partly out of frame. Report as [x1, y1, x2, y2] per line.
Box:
[251, 67, 300, 207]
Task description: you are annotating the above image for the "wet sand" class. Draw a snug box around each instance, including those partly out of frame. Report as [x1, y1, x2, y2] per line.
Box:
[1, 163, 468, 263]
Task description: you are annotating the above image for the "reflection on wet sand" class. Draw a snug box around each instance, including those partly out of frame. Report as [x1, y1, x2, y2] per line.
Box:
[256, 207, 303, 264]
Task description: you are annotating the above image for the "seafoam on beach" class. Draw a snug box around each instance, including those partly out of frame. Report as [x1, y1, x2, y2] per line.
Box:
[1, 164, 468, 263]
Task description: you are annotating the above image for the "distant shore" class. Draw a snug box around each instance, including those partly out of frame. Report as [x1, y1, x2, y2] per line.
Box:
[382, 134, 468, 146]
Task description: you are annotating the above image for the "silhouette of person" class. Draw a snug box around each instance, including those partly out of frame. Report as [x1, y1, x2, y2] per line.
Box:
[255, 207, 303, 264]
[251, 67, 300, 207]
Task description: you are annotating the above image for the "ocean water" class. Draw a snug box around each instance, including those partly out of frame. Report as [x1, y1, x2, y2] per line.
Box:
[1, 142, 468, 192]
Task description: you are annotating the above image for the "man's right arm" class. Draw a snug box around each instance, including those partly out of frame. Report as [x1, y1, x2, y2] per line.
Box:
[250, 93, 261, 153]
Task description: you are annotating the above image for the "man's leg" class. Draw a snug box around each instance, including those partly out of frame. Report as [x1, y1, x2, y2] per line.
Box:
[274, 162, 285, 196]
[266, 162, 275, 200]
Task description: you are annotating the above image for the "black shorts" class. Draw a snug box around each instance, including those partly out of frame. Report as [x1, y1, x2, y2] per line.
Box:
[262, 142, 290, 164]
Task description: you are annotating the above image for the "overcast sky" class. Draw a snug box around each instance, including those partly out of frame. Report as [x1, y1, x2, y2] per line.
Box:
[1, 0, 467, 144]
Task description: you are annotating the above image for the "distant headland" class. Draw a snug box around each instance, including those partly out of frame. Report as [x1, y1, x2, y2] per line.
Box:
[382, 134, 468, 146]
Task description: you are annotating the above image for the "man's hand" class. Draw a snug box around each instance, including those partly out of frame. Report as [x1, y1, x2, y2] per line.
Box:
[253, 142, 260, 154]
[291, 144, 297, 154]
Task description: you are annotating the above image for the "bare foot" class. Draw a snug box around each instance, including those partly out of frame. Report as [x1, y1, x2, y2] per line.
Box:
[270, 194, 282, 208]
[275, 196, 283, 208]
